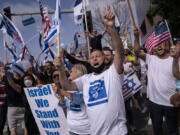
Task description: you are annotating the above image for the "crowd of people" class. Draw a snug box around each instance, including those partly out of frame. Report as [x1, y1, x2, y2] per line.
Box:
[0, 7, 180, 135]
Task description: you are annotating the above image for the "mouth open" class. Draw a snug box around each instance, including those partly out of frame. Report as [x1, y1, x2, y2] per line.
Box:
[93, 63, 100, 67]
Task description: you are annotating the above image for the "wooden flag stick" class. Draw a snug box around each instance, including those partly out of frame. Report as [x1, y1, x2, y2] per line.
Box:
[127, 0, 137, 30]
[56, 33, 61, 57]
[164, 20, 173, 45]
[83, 0, 90, 57]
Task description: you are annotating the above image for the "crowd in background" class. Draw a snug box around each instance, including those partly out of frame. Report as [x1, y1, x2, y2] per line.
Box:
[0, 7, 180, 135]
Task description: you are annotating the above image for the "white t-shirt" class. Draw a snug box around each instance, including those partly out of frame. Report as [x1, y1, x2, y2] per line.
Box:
[146, 54, 177, 107]
[74, 64, 127, 135]
[66, 91, 90, 135]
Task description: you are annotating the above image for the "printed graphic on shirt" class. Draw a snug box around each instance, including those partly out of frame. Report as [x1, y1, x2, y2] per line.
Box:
[70, 103, 81, 112]
[87, 78, 108, 107]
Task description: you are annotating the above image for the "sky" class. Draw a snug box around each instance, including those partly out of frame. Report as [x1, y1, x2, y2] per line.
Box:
[0, 0, 120, 62]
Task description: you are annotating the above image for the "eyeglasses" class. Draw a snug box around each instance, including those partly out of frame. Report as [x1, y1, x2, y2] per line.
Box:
[53, 74, 59, 79]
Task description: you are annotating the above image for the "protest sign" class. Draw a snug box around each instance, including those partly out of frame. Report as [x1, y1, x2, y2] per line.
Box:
[24, 84, 69, 135]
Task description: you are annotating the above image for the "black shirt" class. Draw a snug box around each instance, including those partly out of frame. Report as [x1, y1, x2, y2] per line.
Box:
[89, 34, 102, 50]
[66, 54, 93, 73]
[3, 76, 24, 107]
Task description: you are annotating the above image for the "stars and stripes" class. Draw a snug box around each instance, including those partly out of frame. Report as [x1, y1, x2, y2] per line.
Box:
[39, 0, 51, 40]
[145, 21, 172, 53]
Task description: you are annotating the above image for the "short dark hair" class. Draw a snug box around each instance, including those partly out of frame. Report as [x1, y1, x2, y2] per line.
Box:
[45, 61, 54, 66]
[90, 48, 102, 54]
[102, 47, 113, 54]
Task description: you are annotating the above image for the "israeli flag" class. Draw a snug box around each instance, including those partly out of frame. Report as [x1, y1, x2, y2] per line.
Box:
[122, 71, 142, 100]
[0, 13, 25, 45]
[74, 0, 84, 25]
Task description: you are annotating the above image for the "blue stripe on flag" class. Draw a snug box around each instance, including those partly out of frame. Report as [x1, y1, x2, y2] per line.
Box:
[74, 0, 82, 6]
[5, 43, 18, 60]
[135, 85, 142, 91]
[13, 64, 25, 74]
[127, 71, 136, 78]
[44, 29, 57, 44]
[0, 22, 3, 29]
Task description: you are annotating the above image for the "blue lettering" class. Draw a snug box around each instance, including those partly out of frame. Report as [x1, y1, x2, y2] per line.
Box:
[27, 85, 52, 98]
[47, 85, 52, 95]
[43, 87, 49, 95]
[35, 99, 49, 108]
[45, 130, 60, 135]
[40, 120, 60, 129]
[35, 109, 59, 118]
[27, 88, 32, 97]
[35, 110, 41, 118]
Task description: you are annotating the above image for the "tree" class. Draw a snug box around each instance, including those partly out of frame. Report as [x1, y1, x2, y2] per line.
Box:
[148, 0, 180, 37]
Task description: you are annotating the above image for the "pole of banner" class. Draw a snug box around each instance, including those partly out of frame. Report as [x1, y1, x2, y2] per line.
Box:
[83, 0, 90, 57]
[2, 30, 8, 64]
[164, 19, 173, 46]
[127, 0, 137, 30]
[57, 32, 61, 57]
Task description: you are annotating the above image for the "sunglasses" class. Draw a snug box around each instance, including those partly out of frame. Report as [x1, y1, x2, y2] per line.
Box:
[53, 74, 59, 79]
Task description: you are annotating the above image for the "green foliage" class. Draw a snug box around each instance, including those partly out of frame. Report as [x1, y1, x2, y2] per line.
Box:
[148, 0, 180, 37]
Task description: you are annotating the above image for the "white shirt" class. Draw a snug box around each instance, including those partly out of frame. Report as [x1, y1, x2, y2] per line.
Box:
[66, 92, 90, 135]
[74, 64, 127, 135]
[146, 54, 176, 107]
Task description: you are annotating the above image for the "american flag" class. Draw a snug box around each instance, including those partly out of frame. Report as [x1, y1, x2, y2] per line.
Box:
[145, 21, 172, 53]
[39, 0, 51, 40]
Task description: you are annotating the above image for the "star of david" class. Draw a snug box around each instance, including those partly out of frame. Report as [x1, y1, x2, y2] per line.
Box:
[126, 78, 136, 91]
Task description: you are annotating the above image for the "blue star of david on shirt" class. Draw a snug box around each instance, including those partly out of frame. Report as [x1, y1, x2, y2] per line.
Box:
[87, 79, 108, 107]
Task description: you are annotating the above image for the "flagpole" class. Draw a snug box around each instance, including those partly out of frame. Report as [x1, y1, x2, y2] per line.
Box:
[127, 0, 137, 30]
[83, 0, 90, 57]
[2, 30, 8, 64]
[57, 33, 60, 57]
[56, 0, 61, 57]
[164, 19, 173, 45]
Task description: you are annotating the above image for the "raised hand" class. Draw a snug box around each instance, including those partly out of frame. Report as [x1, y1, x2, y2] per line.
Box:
[53, 55, 64, 69]
[103, 6, 115, 28]
[170, 45, 179, 58]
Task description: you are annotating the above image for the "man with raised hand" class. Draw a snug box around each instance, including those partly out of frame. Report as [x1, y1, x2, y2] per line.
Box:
[134, 29, 179, 135]
[54, 6, 127, 135]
